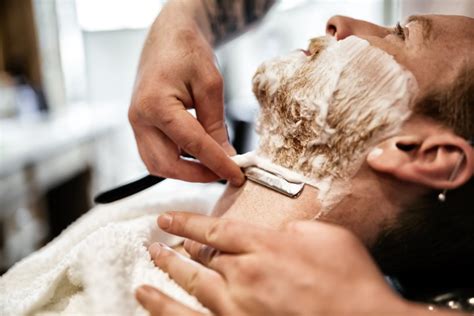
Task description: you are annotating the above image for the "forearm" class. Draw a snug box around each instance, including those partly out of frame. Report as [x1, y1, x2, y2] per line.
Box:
[157, 0, 213, 43]
[202, 0, 276, 45]
[159, 0, 275, 47]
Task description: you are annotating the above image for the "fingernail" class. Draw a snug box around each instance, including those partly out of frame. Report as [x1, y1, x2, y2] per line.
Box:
[158, 213, 172, 230]
[223, 143, 237, 156]
[231, 175, 245, 187]
[149, 243, 161, 258]
[367, 147, 383, 161]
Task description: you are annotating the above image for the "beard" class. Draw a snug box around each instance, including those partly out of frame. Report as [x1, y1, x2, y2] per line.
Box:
[252, 36, 418, 184]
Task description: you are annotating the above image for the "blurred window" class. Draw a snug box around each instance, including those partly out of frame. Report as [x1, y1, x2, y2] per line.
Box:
[75, 0, 164, 32]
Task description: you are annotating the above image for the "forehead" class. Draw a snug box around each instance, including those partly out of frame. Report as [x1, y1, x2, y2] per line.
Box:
[403, 15, 473, 93]
[408, 14, 474, 45]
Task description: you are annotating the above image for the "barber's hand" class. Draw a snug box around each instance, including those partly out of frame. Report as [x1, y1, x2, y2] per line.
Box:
[136, 212, 416, 315]
[129, 1, 244, 186]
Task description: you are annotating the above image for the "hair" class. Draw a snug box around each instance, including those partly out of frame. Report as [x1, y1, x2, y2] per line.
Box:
[414, 65, 474, 140]
[371, 63, 474, 298]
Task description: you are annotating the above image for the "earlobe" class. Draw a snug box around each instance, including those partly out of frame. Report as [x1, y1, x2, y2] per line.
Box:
[367, 134, 473, 190]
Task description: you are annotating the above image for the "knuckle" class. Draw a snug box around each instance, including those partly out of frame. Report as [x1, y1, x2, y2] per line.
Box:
[204, 119, 226, 137]
[161, 165, 178, 179]
[136, 96, 160, 121]
[128, 105, 139, 125]
[185, 270, 201, 296]
[146, 162, 161, 176]
[237, 258, 260, 284]
[205, 220, 226, 244]
[146, 160, 166, 177]
[204, 73, 223, 92]
[181, 137, 204, 157]
[146, 157, 177, 179]
[160, 110, 179, 130]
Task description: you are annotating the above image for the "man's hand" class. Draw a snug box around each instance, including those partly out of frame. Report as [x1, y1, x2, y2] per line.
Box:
[136, 212, 419, 315]
[129, 0, 244, 186]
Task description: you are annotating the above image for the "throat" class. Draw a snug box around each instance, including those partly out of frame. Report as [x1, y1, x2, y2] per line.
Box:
[212, 181, 321, 229]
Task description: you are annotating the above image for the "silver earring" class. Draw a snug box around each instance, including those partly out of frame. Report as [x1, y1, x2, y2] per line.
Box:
[438, 153, 465, 202]
[437, 191, 447, 202]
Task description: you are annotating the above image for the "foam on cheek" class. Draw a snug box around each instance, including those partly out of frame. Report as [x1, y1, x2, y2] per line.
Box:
[254, 51, 307, 96]
[252, 36, 419, 212]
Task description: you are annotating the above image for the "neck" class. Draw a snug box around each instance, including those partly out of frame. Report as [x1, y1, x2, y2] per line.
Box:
[212, 180, 321, 229]
[319, 164, 425, 247]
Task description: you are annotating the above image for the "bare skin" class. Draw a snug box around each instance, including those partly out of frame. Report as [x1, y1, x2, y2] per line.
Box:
[135, 212, 462, 316]
[128, 0, 244, 185]
[141, 117, 473, 316]
[134, 6, 474, 316]
[326, 14, 474, 97]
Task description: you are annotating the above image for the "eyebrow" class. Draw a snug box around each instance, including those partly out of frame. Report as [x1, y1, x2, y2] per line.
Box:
[406, 15, 433, 40]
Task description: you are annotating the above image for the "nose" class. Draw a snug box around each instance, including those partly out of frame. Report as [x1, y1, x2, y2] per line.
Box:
[326, 15, 390, 40]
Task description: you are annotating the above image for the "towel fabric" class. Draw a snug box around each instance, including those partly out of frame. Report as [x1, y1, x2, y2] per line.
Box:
[1, 180, 225, 315]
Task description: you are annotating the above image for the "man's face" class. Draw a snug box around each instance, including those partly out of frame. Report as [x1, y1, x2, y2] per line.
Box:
[216, 14, 474, 246]
[327, 14, 474, 97]
[252, 32, 418, 214]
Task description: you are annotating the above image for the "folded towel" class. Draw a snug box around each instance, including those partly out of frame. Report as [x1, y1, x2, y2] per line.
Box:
[0, 180, 225, 315]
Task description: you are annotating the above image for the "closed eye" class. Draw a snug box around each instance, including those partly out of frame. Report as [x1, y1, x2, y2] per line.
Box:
[391, 22, 406, 40]
[396, 142, 418, 151]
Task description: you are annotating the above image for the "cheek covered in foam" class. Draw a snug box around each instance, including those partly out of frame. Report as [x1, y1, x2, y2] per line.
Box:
[252, 36, 418, 181]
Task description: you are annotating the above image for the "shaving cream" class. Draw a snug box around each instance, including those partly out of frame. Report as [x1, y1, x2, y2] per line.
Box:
[232, 151, 316, 185]
[249, 35, 418, 212]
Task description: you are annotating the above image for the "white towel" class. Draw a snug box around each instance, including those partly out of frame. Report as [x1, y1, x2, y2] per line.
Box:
[0, 179, 225, 315]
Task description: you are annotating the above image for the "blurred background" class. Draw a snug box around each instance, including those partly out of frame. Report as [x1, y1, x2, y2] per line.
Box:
[1, 0, 472, 271]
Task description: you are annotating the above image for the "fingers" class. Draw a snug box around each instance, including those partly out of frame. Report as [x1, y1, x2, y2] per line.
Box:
[146, 97, 244, 186]
[134, 125, 221, 182]
[135, 285, 204, 316]
[191, 64, 236, 157]
[149, 243, 229, 314]
[129, 8, 245, 186]
[183, 239, 232, 270]
[184, 238, 206, 262]
[158, 212, 272, 254]
[159, 107, 244, 186]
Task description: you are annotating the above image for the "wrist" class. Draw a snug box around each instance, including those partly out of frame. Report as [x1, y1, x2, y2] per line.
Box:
[163, 0, 214, 45]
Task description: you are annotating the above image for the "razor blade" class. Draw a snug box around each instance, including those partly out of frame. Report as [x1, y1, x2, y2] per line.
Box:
[244, 166, 305, 198]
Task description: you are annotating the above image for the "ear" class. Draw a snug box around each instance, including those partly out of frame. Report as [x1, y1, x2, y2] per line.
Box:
[367, 133, 473, 190]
